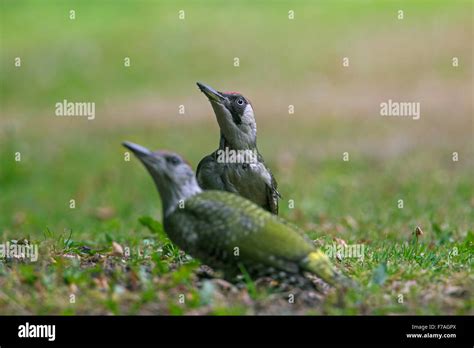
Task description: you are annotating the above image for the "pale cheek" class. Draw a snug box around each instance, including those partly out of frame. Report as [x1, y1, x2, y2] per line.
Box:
[242, 105, 256, 125]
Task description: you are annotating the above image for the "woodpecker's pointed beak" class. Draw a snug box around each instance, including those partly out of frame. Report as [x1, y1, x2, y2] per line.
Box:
[123, 141, 152, 157]
[197, 82, 226, 104]
[122, 141, 164, 172]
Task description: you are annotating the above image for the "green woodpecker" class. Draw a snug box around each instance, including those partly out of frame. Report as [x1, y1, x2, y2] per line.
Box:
[196, 82, 280, 215]
[123, 141, 350, 287]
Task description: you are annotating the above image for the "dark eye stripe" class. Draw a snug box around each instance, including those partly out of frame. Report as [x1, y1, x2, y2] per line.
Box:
[167, 156, 180, 165]
[227, 95, 246, 125]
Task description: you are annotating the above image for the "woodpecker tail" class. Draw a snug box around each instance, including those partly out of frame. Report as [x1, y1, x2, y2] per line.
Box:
[302, 250, 355, 288]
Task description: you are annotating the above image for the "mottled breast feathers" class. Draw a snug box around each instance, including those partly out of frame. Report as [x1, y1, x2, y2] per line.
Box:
[196, 150, 280, 215]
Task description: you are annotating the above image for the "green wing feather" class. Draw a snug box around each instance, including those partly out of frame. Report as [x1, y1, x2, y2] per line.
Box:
[165, 191, 334, 278]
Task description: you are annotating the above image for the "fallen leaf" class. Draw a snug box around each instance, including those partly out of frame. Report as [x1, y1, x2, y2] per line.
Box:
[334, 237, 348, 247]
[93, 276, 109, 290]
[111, 241, 124, 256]
[94, 206, 115, 221]
[414, 226, 424, 237]
[69, 283, 78, 294]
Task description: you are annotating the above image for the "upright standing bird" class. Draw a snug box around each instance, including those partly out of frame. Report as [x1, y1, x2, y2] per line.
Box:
[195, 82, 280, 214]
[123, 141, 350, 287]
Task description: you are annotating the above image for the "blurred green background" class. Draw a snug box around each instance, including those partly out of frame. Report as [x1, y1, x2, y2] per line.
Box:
[0, 0, 472, 314]
[1, 0, 472, 239]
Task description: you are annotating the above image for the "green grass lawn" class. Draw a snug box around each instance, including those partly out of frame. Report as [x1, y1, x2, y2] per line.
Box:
[0, 0, 472, 314]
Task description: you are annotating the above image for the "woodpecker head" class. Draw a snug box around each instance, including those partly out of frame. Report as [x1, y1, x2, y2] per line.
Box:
[123, 141, 202, 216]
[197, 82, 257, 149]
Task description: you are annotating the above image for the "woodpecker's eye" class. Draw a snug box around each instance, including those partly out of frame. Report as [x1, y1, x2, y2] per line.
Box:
[237, 98, 244, 105]
[166, 155, 181, 165]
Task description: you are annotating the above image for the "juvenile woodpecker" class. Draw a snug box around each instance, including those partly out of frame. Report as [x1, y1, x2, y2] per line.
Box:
[196, 82, 280, 214]
[123, 141, 350, 287]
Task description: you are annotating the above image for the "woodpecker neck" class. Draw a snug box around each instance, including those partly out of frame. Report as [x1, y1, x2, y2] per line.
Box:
[153, 174, 202, 217]
[210, 102, 257, 150]
[218, 131, 256, 150]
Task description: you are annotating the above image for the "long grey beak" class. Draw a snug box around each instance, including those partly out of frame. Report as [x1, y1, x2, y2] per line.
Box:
[196, 82, 226, 103]
[122, 141, 163, 172]
[122, 141, 152, 158]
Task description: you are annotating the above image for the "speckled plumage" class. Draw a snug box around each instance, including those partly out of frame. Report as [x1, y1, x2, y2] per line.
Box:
[123, 141, 349, 287]
[196, 141, 280, 215]
[165, 190, 337, 283]
[196, 82, 280, 215]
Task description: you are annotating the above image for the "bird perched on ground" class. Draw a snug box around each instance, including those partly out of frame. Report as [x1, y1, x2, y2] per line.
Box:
[195, 82, 280, 214]
[123, 141, 351, 287]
